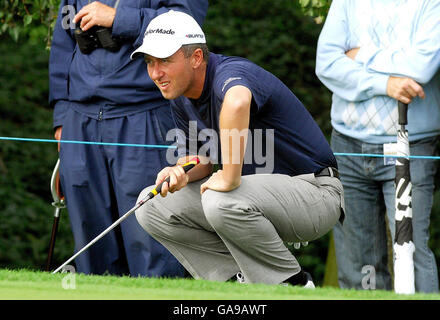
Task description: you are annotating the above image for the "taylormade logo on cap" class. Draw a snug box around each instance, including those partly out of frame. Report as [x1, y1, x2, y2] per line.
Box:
[146, 28, 175, 35]
[130, 10, 206, 60]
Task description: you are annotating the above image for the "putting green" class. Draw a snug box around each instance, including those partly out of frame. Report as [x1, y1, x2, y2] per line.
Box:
[0, 269, 439, 300]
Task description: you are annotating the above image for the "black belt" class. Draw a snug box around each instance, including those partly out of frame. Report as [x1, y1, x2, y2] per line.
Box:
[315, 167, 339, 179]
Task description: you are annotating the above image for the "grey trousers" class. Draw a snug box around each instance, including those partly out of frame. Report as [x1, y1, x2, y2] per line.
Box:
[135, 173, 344, 284]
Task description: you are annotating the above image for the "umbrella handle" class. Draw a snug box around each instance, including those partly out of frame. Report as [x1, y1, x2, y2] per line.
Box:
[46, 159, 65, 271]
[50, 159, 65, 208]
[398, 102, 408, 126]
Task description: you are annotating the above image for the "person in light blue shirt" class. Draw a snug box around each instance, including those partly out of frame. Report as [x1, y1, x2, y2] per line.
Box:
[316, 0, 440, 292]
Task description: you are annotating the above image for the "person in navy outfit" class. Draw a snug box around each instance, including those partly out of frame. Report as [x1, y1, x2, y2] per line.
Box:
[49, 0, 208, 277]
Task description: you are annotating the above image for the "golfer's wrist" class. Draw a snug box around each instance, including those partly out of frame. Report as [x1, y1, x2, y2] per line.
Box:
[221, 167, 242, 186]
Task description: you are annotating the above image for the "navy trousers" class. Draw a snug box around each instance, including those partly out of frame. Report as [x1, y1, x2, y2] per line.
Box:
[59, 104, 184, 277]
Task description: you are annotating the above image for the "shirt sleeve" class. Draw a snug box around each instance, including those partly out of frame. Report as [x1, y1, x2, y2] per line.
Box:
[315, 0, 389, 102]
[213, 62, 271, 113]
[354, 0, 440, 84]
[48, 0, 77, 128]
[112, 0, 209, 49]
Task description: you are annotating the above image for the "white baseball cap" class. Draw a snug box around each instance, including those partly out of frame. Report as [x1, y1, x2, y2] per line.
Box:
[130, 10, 206, 60]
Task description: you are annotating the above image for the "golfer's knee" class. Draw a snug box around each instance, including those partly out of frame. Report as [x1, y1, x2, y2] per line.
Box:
[201, 190, 230, 230]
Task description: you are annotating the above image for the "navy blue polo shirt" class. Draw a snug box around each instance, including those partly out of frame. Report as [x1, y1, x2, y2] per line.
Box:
[170, 53, 336, 176]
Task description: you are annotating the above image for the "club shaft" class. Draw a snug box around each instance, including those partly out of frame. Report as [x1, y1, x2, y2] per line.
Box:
[52, 201, 142, 274]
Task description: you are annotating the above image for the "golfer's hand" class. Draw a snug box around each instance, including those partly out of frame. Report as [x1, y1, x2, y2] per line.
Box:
[386, 76, 425, 104]
[73, 1, 116, 31]
[200, 170, 241, 194]
[54, 126, 62, 152]
[155, 165, 189, 197]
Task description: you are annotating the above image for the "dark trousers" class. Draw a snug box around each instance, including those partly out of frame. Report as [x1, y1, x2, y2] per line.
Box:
[59, 104, 184, 277]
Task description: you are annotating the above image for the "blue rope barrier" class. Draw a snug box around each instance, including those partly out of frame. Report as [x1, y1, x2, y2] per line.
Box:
[0, 136, 176, 149]
[334, 152, 440, 160]
[1, 136, 440, 159]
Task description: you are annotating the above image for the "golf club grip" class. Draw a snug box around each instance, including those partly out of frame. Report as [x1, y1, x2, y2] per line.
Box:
[151, 157, 200, 196]
[398, 101, 408, 126]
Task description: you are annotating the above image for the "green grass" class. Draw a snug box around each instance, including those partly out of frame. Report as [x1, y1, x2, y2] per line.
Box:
[0, 269, 439, 300]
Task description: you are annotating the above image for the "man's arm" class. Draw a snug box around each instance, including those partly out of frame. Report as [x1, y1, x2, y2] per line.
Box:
[315, 0, 389, 102]
[200, 85, 252, 194]
[49, 0, 77, 130]
[346, 49, 426, 104]
[354, 0, 440, 84]
[50, 1, 82, 147]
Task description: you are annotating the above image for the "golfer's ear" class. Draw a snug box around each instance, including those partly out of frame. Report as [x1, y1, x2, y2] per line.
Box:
[191, 48, 204, 68]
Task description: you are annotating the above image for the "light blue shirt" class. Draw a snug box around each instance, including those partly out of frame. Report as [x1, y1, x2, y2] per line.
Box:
[316, 0, 440, 144]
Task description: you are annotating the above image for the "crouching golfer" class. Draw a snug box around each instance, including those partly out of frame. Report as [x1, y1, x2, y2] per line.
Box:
[131, 11, 344, 286]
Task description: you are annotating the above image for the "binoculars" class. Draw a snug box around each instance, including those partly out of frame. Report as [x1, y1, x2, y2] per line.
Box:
[74, 26, 122, 54]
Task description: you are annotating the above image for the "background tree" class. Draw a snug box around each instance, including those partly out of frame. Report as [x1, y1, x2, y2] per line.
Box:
[0, 0, 59, 46]
[299, 0, 331, 23]
[0, 0, 332, 44]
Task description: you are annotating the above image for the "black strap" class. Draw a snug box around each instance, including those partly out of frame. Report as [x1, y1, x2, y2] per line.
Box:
[315, 167, 340, 179]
